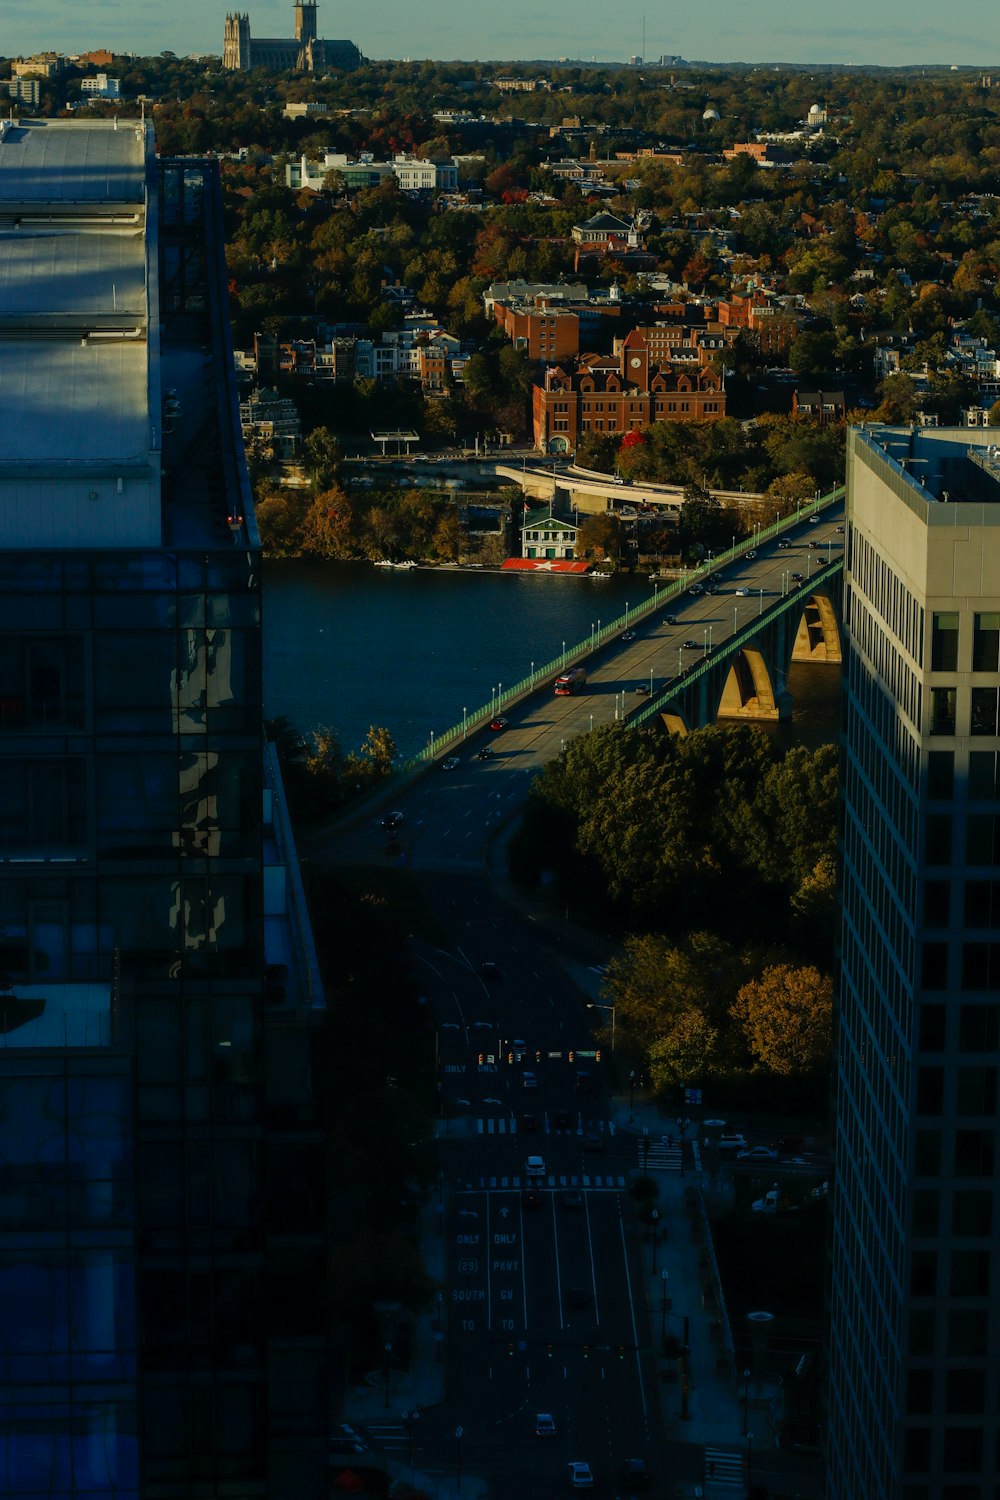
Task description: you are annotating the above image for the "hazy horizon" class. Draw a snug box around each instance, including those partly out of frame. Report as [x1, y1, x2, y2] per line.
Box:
[3, 0, 998, 71]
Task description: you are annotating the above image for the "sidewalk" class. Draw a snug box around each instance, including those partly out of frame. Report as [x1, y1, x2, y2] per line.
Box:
[614, 1097, 780, 1461]
[340, 1197, 488, 1500]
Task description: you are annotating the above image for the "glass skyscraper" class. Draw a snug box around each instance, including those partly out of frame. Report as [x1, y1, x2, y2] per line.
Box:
[0, 118, 326, 1498]
[831, 424, 1000, 1498]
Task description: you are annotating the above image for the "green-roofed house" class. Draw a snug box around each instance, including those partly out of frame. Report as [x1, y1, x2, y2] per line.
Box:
[522, 508, 580, 560]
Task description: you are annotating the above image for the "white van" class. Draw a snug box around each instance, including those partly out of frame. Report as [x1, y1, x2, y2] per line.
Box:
[525, 1156, 546, 1179]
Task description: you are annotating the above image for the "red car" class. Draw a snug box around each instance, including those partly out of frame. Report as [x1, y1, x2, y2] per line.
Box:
[489, 716, 509, 731]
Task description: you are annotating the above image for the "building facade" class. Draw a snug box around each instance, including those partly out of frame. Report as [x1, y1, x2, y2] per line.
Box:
[830, 425, 1000, 1499]
[0, 117, 326, 1500]
[532, 329, 726, 451]
[223, 1, 361, 71]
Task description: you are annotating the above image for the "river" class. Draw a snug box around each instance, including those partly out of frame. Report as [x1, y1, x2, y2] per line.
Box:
[262, 560, 840, 757]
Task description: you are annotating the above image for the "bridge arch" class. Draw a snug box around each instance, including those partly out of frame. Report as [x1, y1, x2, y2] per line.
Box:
[658, 705, 692, 737]
[716, 645, 782, 722]
[790, 589, 842, 664]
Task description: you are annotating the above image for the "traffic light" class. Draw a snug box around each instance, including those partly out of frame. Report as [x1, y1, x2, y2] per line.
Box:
[507, 1052, 513, 1064]
[478, 1053, 484, 1065]
[595, 1049, 601, 1063]
[568, 1050, 574, 1063]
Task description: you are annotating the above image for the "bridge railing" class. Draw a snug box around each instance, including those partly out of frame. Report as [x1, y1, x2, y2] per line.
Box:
[401, 485, 845, 771]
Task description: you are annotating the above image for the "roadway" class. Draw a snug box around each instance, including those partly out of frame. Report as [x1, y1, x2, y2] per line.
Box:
[327, 499, 845, 873]
[401, 872, 657, 1499]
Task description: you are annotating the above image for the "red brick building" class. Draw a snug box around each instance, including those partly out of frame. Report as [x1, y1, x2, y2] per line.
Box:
[492, 300, 581, 362]
[532, 329, 726, 452]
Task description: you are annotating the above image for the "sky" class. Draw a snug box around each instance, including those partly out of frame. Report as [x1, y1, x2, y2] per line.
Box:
[4, 0, 999, 68]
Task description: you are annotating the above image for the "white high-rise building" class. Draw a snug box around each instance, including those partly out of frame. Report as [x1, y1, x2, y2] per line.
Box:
[830, 424, 1000, 1498]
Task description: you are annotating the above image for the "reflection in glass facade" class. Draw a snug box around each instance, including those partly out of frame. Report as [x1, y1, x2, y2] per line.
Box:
[0, 122, 327, 1499]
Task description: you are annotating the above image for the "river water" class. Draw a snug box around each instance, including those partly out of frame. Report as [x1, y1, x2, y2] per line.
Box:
[262, 560, 840, 758]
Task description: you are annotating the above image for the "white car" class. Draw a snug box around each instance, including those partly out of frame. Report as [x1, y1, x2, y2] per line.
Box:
[569, 1462, 595, 1489]
[738, 1145, 780, 1162]
[443, 756, 460, 771]
[522, 1071, 539, 1089]
[525, 1155, 546, 1178]
[735, 587, 750, 597]
[535, 1413, 556, 1438]
[718, 1132, 748, 1151]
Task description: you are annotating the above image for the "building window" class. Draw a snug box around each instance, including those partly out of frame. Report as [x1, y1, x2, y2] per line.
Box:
[969, 751, 1000, 798]
[0, 635, 85, 730]
[931, 612, 960, 671]
[953, 1189, 992, 1236]
[926, 815, 952, 865]
[971, 687, 1000, 736]
[927, 750, 954, 798]
[956, 1065, 997, 1115]
[930, 687, 956, 735]
[921, 944, 948, 990]
[959, 1003, 999, 1050]
[924, 881, 950, 924]
[973, 612, 1000, 671]
[0, 760, 87, 856]
[954, 1131, 996, 1178]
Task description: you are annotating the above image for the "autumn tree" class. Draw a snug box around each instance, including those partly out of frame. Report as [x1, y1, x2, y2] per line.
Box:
[730, 964, 833, 1076]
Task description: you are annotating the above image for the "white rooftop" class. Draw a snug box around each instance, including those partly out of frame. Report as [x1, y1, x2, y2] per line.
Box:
[0, 119, 159, 548]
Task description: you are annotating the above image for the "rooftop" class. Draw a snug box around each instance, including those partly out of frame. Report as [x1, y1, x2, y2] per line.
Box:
[0, 119, 159, 548]
[854, 425, 1000, 510]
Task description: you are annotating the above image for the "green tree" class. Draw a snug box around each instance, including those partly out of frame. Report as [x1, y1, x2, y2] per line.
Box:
[303, 426, 344, 491]
[360, 725, 397, 777]
[575, 514, 621, 564]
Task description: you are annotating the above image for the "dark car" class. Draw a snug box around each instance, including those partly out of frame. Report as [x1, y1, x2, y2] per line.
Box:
[584, 1132, 604, 1153]
[620, 629, 636, 642]
[480, 961, 501, 980]
[622, 1458, 650, 1490]
[664, 614, 676, 625]
[682, 639, 699, 650]
[563, 1189, 584, 1210]
[777, 538, 792, 549]
[523, 1188, 543, 1210]
[553, 1108, 573, 1132]
[574, 1069, 595, 1093]
[567, 1286, 590, 1308]
[521, 1113, 541, 1133]
[381, 810, 404, 830]
[635, 683, 650, 696]
[475, 746, 494, 761]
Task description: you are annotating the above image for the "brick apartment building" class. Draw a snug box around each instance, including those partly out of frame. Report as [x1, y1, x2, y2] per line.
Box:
[493, 300, 581, 362]
[717, 289, 800, 355]
[532, 329, 726, 451]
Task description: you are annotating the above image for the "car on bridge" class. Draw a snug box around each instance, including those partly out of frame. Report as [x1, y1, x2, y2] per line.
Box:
[621, 629, 636, 641]
[735, 587, 750, 596]
[688, 582, 703, 595]
[381, 810, 404, 829]
[489, 716, 509, 730]
[475, 746, 494, 761]
[443, 756, 460, 770]
[791, 571, 803, 581]
[569, 1461, 595, 1489]
[535, 1414, 556, 1439]
[682, 639, 700, 650]
[746, 549, 757, 559]
[777, 539, 792, 549]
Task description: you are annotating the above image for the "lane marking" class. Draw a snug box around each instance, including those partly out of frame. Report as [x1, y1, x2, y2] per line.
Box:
[618, 1201, 648, 1419]
[551, 1191, 564, 1331]
[585, 1192, 601, 1328]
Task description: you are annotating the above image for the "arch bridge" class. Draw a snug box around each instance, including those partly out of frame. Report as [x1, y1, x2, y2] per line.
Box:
[632, 562, 844, 736]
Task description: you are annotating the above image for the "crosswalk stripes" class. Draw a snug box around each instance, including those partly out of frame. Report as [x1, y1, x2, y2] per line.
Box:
[474, 1174, 627, 1189]
[703, 1445, 745, 1492]
[637, 1137, 683, 1171]
[362, 1422, 408, 1452]
[476, 1117, 517, 1135]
